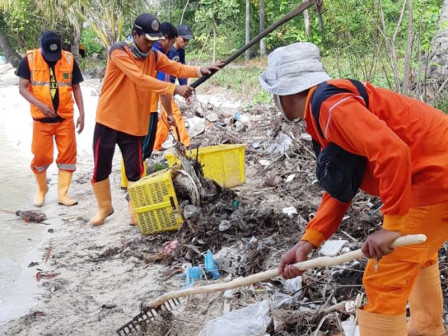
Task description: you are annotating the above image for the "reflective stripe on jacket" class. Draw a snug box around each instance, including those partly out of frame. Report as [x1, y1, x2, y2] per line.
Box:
[26, 49, 74, 119]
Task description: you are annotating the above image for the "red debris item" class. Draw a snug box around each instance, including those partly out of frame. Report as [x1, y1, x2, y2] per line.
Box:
[36, 270, 59, 282]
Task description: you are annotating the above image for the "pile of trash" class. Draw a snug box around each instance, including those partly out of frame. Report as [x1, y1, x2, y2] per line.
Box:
[125, 95, 393, 336]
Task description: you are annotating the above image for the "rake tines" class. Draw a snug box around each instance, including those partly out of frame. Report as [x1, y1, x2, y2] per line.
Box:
[116, 299, 181, 336]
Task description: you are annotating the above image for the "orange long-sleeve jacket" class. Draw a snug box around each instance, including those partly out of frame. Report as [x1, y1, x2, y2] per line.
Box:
[96, 45, 199, 136]
[302, 79, 448, 247]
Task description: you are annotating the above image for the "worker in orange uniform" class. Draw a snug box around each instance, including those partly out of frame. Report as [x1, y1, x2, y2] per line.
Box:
[91, 13, 222, 226]
[17, 30, 85, 207]
[120, 22, 180, 189]
[153, 24, 195, 151]
[259, 42, 448, 335]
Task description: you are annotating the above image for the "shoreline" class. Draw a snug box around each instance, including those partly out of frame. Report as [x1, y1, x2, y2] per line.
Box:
[0, 64, 249, 335]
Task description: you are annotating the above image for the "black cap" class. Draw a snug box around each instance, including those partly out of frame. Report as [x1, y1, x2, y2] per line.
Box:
[133, 13, 164, 41]
[176, 25, 193, 40]
[40, 31, 62, 62]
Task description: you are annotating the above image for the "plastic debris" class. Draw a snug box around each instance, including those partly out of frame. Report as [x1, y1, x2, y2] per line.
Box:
[320, 240, 348, 257]
[282, 206, 298, 217]
[219, 220, 232, 231]
[252, 142, 261, 149]
[284, 276, 302, 293]
[198, 300, 271, 336]
[164, 240, 179, 255]
[234, 112, 241, 121]
[269, 131, 293, 154]
[341, 315, 360, 336]
[185, 266, 202, 288]
[204, 250, 220, 280]
[205, 112, 219, 123]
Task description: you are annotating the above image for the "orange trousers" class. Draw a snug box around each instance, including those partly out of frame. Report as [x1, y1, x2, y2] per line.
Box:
[153, 98, 190, 150]
[31, 118, 77, 173]
[363, 201, 448, 315]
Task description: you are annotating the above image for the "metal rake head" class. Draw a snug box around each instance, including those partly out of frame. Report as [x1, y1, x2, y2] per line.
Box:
[116, 299, 181, 336]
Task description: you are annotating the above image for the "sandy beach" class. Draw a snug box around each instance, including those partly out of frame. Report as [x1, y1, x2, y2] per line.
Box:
[0, 62, 264, 336]
[0, 63, 196, 336]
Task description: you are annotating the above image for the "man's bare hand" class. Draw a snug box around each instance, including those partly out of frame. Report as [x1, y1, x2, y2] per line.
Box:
[167, 114, 176, 126]
[76, 115, 84, 134]
[199, 61, 225, 75]
[174, 85, 194, 98]
[279, 240, 315, 279]
[362, 229, 400, 260]
[38, 102, 57, 118]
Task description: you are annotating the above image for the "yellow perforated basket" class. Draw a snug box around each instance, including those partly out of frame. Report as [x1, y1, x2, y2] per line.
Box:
[128, 168, 183, 235]
[164, 144, 246, 188]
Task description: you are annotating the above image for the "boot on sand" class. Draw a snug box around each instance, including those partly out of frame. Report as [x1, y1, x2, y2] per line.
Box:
[90, 178, 114, 226]
[33, 171, 48, 207]
[127, 181, 137, 226]
[58, 170, 78, 206]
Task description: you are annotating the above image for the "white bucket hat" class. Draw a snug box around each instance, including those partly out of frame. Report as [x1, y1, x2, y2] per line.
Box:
[259, 42, 330, 95]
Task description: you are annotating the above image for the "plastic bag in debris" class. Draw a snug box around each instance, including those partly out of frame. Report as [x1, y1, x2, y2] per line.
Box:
[185, 266, 202, 288]
[204, 250, 220, 280]
[268, 131, 292, 154]
[198, 300, 271, 336]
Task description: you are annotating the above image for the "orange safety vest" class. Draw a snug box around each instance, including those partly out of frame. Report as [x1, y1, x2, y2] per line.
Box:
[26, 49, 74, 119]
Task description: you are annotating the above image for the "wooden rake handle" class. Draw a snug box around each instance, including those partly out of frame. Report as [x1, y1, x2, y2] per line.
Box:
[143, 234, 426, 309]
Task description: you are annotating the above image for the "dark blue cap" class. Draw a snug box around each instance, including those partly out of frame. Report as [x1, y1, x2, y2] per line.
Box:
[133, 13, 164, 41]
[176, 25, 193, 40]
[40, 31, 62, 62]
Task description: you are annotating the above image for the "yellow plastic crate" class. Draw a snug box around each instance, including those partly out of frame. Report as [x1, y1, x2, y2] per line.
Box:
[164, 144, 246, 188]
[128, 168, 183, 235]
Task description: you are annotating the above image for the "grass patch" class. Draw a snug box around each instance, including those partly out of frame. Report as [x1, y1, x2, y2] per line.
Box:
[199, 64, 271, 104]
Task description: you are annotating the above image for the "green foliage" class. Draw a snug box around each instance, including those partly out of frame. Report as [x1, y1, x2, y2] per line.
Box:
[252, 89, 272, 104]
[80, 27, 106, 57]
[201, 65, 274, 105]
[3, 0, 46, 49]
[434, 96, 448, 113]
[0, 0, 445, 101]
[205, 66, 261, 91]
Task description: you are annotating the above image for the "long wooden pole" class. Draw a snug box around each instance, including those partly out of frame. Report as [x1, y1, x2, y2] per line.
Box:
[143, 234, 426, 309]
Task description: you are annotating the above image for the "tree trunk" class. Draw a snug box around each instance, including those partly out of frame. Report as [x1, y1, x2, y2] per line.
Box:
[401, 0, 413, 95]
[245, 0, 250, 60]
[426, 0, 448, 88]
[168, 0, 171, 23]
[180, 0, 190, 25]
[70, 24, 82, 61]
[303, 0, 310, 37]
[0, 29, 22, 68]
[213, 29, 216, 64]
[259, 0, 266, 57]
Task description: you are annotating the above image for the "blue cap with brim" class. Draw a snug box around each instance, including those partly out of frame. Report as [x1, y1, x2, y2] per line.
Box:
[134, 13, 164, 41]
[40, 31, 62, 62]
[176, 24, 193, 40]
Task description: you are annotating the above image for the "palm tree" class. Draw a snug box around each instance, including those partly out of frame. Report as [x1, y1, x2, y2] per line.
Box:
[36, 0, 146, 56]
[35, 0, 86, 59]
[78, 0, 146, 49]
